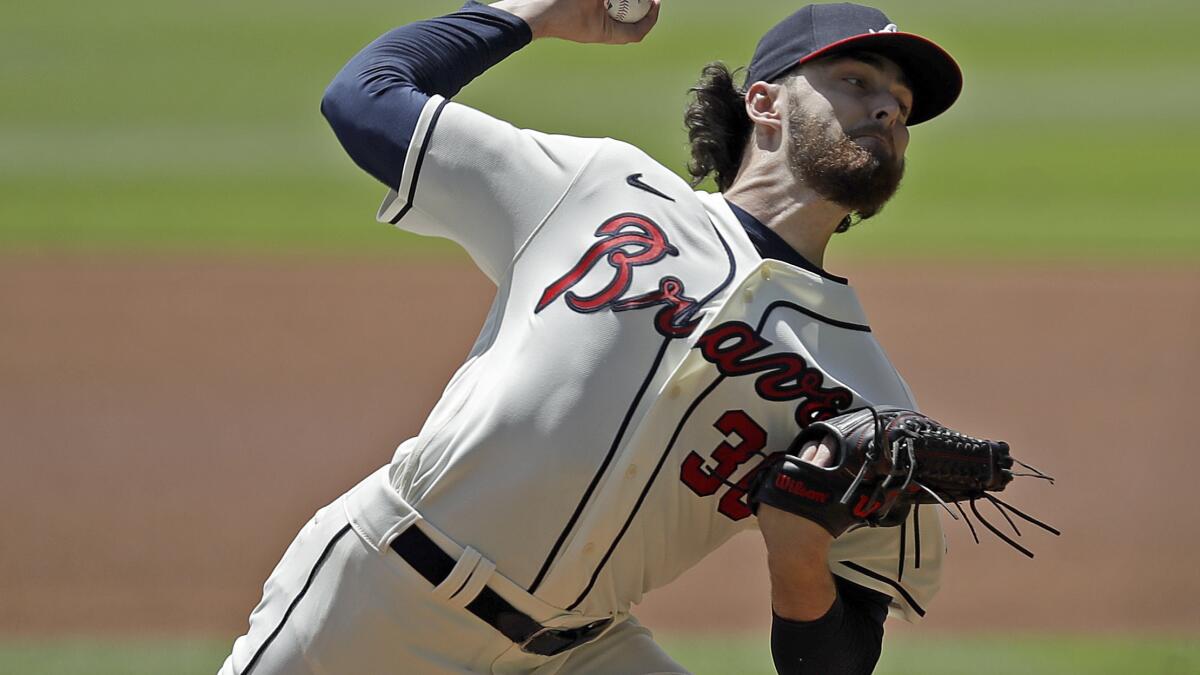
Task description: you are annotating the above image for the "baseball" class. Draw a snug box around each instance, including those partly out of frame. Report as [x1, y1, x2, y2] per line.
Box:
[606, 0, 652, 24]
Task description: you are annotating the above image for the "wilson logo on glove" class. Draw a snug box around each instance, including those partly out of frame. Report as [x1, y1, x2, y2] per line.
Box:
[773, 474, 829, 504]
[747, 407, 1060, 580]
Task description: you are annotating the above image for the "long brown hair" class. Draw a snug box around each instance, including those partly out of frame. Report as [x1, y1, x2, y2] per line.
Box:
[685, 62, 860, 233]
[684, 63, 752, 191]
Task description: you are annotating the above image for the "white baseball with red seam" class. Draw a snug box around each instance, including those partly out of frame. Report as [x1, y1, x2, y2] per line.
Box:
[606, 0, 652, 24]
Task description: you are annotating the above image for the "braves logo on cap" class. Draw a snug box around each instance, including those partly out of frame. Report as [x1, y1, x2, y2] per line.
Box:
[746, 4, 962, 125]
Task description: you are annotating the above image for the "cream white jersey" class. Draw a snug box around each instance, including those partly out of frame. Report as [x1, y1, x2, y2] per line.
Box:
[375, 96, 942, 624]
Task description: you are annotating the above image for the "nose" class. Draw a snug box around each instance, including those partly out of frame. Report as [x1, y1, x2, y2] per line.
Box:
[872, 95, 903, 127]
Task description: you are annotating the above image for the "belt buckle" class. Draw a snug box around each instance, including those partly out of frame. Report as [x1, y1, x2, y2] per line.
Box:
[520, 617, 613, 657]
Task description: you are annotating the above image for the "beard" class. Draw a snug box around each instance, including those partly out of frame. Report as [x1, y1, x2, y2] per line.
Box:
[787, 105, 905, 220]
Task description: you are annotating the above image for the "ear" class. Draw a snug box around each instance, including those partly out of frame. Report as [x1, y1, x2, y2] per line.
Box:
[745, 81, 785, 135]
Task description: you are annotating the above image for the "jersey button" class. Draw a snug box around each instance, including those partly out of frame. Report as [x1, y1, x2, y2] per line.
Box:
[583, 542, 596, 555]
[626, 465, 638, 478]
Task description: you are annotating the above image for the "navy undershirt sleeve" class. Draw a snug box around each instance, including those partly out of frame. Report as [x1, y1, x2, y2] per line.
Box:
[770, 576, 891, 675]
[320, 1, 532, 188]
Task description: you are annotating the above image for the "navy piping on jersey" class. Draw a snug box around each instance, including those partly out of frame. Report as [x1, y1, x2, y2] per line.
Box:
[758, 299, 871, 333]
[678, 219, 738, 325]
[838, 560, 927, 617]
[321, 2, 532, 190]
[531, 222, 738, 593]
[726, 200, 850, 284]
[389, 99, 449, 225]
[528, 336, 673, 594]
[238, 523, 353, 675]
[320, 3, 848, 292]
[324, 2, 886, 613]
[567, 372, 729, 610]
[566, 295, 870, 608]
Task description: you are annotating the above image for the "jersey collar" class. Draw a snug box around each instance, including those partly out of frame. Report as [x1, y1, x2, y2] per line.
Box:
[724, 199, 849, 285]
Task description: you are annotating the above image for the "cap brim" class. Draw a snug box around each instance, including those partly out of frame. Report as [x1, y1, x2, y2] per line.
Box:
[798, 32, 962, 125]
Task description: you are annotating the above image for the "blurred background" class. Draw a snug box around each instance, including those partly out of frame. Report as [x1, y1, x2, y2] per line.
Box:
[2, 0, 1197, 673]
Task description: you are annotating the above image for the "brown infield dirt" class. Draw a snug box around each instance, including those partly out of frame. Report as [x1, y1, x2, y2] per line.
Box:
[1, 254, 1197, 639]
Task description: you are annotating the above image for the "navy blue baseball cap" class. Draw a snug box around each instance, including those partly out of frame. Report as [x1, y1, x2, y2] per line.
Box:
[746, 3, 962, 125]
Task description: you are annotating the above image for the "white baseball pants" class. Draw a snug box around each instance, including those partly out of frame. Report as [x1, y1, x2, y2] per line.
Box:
[218, 466, 689, 675]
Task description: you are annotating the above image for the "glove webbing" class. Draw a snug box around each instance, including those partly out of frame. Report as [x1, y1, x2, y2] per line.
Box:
[847, 406, 1061, 580]
[729, 408, 1062, 582]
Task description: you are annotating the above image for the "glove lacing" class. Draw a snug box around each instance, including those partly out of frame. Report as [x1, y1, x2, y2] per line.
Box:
[851, 406, 1061, 583]
[732, 407, 1061, 584]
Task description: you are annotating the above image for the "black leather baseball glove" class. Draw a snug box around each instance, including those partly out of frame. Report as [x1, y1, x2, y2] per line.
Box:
[748, 407, 1058, 557]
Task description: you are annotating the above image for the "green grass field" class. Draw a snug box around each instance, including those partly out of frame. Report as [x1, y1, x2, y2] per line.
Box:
[3, 0, 1198, 259]
[3, 4, 1195, 670]
[2, 635, 1197, 675]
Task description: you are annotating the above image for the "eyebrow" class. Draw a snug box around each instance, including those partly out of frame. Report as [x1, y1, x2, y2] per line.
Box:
[845, 52, 914, 94]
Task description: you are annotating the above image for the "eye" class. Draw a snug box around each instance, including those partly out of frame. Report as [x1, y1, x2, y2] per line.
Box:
[844, 77, 866, 88]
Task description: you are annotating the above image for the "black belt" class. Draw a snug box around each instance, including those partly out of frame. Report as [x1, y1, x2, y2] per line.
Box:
[389, 526, 612, 657]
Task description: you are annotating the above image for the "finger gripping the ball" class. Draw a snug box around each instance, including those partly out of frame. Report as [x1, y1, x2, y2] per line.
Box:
[606, 0, 652, 24]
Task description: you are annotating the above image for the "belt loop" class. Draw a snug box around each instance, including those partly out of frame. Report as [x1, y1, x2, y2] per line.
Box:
[444, 549, 495, 609]
[430, 545, 483, 603]
[388, 525, 611, 656]
[374, 513, 420, 554]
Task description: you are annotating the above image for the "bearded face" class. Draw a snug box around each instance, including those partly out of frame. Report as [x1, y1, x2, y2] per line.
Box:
[786, 103, 906, 221]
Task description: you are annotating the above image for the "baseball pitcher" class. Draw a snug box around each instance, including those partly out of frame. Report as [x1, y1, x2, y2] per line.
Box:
[219, 1, 1051, 673]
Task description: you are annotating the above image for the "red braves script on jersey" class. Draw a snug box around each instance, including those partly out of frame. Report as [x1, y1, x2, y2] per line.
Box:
[695, 320, 853, 425]
[536, 213, 701, 338]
